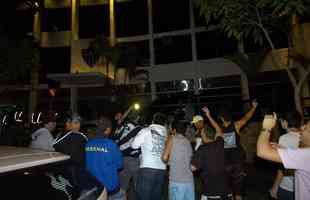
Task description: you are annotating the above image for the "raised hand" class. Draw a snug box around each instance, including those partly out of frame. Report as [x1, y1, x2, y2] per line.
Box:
[202, 106, 211, 117]
[262, 113, 277, 130]
[252, 99, 258, 108]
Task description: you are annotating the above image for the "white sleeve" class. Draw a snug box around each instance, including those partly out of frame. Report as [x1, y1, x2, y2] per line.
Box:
[278, 148, 310, 171]
[45, 133, 55, 151]
[131, 128, 147, 149]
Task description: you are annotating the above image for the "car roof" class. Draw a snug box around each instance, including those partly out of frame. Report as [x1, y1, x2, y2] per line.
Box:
[0, 146, 70, 174]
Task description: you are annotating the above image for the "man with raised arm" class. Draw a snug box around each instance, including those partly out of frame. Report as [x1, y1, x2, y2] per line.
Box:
[202, 101, 258, 200]
[257, 113, 310, 200]
[191, 108, 232, 200]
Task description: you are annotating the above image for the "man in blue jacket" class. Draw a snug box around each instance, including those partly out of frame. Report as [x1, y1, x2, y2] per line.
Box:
[85, 116, 124, 200]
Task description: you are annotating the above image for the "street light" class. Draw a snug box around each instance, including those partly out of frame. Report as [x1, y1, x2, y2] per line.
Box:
[134, 103, 140, 111]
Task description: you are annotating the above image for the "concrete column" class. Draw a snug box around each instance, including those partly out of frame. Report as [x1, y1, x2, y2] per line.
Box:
[147, 0, 155, 66]
[33, 11, 41, 42]
[71, 0, 79, 41]
[29, 9, 42, 123]
[150, 81, 157, 101]
[189, 0, 200, 95]
[70, 87, 78, 113]
[70, 0, 79, 113]
[147, 0, 156, 101]
[109, 0, 116, 46]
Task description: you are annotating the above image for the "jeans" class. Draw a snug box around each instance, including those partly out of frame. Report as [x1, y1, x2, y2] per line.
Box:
[277, 187, 294, 200]
[169, 181, 195, 200]
[136, 168, 166, 200]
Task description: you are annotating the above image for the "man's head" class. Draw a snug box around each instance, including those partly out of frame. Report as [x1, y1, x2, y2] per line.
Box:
[115, 112, 123, 125]
[152, 112, 167, 126]
[171, 120, 187, 136]
[97, 116, 112, 136]
[191, 115, 204, 130]
[71, 113, 82, 132]
[279, 111, 301, 130]
[42, 112, 56, 132]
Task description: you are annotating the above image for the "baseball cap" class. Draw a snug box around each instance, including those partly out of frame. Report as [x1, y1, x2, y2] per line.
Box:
[191, 115, 204, 124]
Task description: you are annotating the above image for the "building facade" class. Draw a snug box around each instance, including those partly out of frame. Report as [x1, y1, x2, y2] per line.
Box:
[5, 0, 310, 119]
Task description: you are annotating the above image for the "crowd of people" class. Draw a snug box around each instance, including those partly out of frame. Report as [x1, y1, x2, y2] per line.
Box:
[28, 101, 310, 200]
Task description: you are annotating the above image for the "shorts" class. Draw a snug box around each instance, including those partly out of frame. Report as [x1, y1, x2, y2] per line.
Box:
[119, 157, 139, 191]
[226, 163, 246, 195]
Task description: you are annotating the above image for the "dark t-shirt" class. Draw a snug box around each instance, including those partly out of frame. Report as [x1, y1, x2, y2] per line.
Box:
[223, 123, 246, 164]
[192, 137, 231, 196]
[53, 132, 87, 167]
[53, 132, 99, 191]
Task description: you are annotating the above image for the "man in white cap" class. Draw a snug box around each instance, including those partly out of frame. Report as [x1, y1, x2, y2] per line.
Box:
[191, 115, 210, 150]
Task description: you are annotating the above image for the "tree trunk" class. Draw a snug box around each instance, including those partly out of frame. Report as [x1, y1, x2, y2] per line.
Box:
[106, 60, 109, 85]
[114, 67, 117, 85]
[124, 69, 128, 85]
[294, 87, 303, 121]
[238, 40, 251, 110]
[28, 66, 39, 124]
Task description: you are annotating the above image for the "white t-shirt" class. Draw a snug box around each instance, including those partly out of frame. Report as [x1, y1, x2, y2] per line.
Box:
[278, 148, 310, 200]
[278, 132, 300, 192]
[30, 128, 55, 151]
[131, 124, 167, 170]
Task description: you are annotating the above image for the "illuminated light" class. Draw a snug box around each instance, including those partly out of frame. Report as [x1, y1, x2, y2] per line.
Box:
[31, 113, 35, 124]
[181, 80, 189, 91]
[14, 112, 18, 121]
[34, 2, 39, 8]
[15, 111, 23, 122]
[36, 112, 42, 124]
[2, 115, 7, 124]
[198, 78, 203, 90]
[134, 103, 140, 110]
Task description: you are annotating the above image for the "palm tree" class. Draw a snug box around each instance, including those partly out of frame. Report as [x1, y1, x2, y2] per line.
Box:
[117, 43, 149, 84]
[89, 35, 121, 85]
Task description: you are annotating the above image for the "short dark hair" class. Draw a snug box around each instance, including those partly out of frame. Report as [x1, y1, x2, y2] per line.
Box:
[171, 121, 187, 135]
[97, 116, 112, 134]
[42, 112, 56, 125]
[282, 110, 301, 128]
[153, 112, 167, 126]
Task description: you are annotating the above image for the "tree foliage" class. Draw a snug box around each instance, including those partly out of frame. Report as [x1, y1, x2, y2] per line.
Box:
[194, 0, 308, 45]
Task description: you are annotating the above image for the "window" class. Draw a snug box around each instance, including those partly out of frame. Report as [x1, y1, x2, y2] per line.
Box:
[193, 7, 206, 27]
[41, 8, 71, 32]
[118, 40, 150, 67]
[154, 35, 192, 64]
[116, 0, 148, 37]
[79, 5, 109, 38]
[196, 31, 237, 60]
[153, 0, 190, 33]
[15, 10, 34, 33]
[41, 47, 71, 74]
[196, 31, 218, 59]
